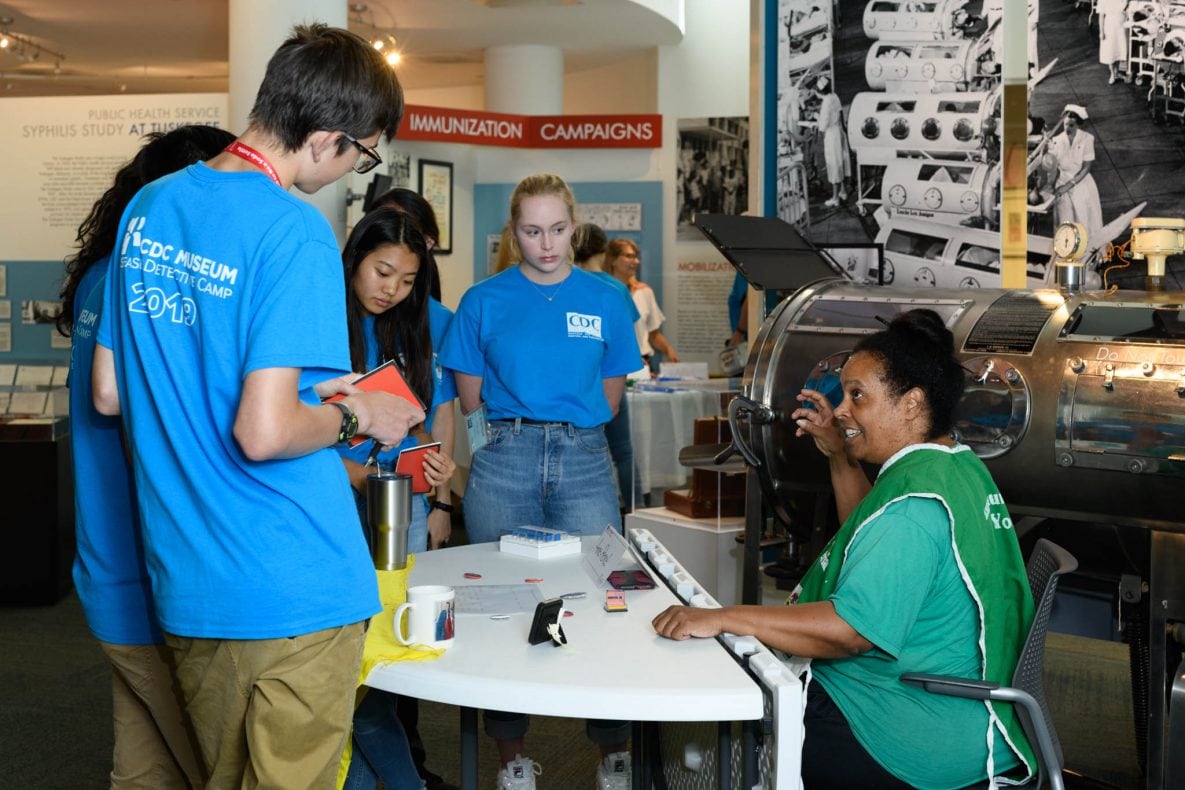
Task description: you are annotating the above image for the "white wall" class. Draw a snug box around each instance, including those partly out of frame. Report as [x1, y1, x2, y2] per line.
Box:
[564, 51, 659, 115]
[657, 0, 750, 366]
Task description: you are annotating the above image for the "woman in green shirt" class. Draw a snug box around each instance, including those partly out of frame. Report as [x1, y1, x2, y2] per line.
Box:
[653, 309, 1035, 789]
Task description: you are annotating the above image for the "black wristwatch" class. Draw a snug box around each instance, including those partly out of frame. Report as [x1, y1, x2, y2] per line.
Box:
[430, 500, 455, 514]
[329, 400, 358, 444]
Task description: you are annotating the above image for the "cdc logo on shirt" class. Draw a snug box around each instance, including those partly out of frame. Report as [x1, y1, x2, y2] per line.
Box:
[566, 312, 603, 340]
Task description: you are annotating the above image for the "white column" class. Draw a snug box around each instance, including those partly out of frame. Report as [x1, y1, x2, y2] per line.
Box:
[484, 45, 564, 115]
[228, 0, 351, 244]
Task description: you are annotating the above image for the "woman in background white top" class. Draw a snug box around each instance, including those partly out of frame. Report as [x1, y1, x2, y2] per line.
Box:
[605, 238, 679, 372]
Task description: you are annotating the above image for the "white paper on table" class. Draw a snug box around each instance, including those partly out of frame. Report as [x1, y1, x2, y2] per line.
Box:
[582, 525, 644, 589]
[659, 361, 709, 379]
[454, 584, 544, 616]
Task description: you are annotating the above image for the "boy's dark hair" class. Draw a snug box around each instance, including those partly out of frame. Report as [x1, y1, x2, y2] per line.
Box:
[250, 23, 404, 153]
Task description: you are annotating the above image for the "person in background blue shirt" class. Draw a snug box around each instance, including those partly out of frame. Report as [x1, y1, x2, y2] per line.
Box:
[337, 207, 456, 790]
[58, 124, 236, 790]
[365, 188, 460, 790]
[573, 222, 646, 512]
[336, 207, 457, 553]
[439, 173, 640, 790]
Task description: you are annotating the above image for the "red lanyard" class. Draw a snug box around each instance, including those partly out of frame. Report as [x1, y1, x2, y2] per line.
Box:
[224, 141, 283, 186]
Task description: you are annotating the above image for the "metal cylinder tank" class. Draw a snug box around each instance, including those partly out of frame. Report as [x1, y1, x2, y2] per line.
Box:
[733, 278, 1185, 533]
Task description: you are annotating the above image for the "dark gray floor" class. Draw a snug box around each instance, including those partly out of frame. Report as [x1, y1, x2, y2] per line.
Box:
[0, 592, 116, 789]
[1, 584, 1145, 790]
[0, 590, 606, 790]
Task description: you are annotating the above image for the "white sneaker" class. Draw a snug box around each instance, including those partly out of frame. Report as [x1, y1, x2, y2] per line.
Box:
[596, 751, 631, 790]
[498, 755, 541, 790]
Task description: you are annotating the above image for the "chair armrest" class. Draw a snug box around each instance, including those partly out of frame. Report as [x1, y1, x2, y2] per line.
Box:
[899, 672, 1000, 700]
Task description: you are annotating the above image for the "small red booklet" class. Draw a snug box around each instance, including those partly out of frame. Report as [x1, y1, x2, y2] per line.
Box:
[325, 360, 424, 447]
[395, 441, 442, 494]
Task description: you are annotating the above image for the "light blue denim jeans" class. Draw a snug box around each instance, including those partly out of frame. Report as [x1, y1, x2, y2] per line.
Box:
[462, 420, 621, 544]
[603, 395, 644, 511]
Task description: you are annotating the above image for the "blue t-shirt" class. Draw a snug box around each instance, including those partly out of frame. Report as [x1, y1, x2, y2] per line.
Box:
[96, 163, 379, 639]
[727, 272, 778, 334]
[439, 266, 639, 428]
[335, 297, 457, 468]
[590, 271, 641, 322]
[68, 259, 160, 645]
[727, 272, 747, 331]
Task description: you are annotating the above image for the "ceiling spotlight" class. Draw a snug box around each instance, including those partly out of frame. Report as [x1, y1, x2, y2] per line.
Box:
[0, 17, 67, 66]
[372, 38, 384, 50]
[386, 51, 401, 66]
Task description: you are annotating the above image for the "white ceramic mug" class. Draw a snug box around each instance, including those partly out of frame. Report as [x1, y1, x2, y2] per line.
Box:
[394, 585, 455, 649]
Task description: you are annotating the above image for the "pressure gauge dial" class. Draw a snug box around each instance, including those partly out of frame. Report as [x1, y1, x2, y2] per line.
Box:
[923, 187, 943, 209]
[1053, 222, 1087, 261]
[888, 184, 907, 206]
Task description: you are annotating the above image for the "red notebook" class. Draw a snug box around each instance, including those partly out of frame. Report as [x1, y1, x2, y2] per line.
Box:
[325, 360, 424, 447]
[395, 441, 443, 494]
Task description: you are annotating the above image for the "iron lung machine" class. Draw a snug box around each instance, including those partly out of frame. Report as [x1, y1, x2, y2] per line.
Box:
[730, 278, 1185, 787]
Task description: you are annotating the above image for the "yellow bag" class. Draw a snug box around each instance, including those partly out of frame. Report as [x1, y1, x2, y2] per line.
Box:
[336, 557, 445, 788]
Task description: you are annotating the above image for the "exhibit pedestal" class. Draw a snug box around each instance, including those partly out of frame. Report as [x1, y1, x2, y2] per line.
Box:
[0, 419, 74, 605]
[625, 507, 743, 606]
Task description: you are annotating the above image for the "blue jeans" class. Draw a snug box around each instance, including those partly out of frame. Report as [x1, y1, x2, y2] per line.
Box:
[604, 397, 643, 511]
[463, 421, 621, 544]
[343, 689, 424, 790]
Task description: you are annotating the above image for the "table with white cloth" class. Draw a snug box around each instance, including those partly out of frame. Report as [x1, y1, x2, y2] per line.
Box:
[364, 537, 776, 789]
[627, 386, 722, 497]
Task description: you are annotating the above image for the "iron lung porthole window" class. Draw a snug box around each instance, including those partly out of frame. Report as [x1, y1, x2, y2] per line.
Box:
[921, 118, 941, 140]
[862, 117, 880, 139]
[953, 118, 975, 142]
[891, 118, 909, 140]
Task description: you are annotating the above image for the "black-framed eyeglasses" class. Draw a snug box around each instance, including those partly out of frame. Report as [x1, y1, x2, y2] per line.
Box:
[341, 132, 382, 174]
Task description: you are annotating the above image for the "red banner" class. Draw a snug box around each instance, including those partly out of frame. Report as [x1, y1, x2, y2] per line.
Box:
[398, 105, 662, 149]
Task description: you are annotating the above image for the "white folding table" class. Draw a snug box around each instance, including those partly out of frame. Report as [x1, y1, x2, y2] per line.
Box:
[364, 537, 775, 789]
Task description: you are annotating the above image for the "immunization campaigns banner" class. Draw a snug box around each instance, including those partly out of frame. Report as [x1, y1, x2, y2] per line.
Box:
[0, 94, 228, 261]
[398, 105, 662, 148]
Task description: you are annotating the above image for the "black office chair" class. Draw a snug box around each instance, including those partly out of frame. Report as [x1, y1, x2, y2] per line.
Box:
[900, 538, 1078, 790]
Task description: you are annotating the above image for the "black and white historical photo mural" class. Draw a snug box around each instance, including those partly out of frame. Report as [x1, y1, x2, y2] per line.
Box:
[1029, 0, 1185, 289]
[768, 0, 1185, 291]
[677, 116, 750, 239]
[770, 0, 1036, 289]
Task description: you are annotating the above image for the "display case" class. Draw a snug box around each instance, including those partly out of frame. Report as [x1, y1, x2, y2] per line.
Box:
[0, 367, 75, 604]
[628, 377, 742, 515]
[625, 378, 747, 605]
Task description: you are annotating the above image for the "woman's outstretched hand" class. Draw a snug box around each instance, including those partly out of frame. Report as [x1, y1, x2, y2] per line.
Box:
[790, 388, 846, 459]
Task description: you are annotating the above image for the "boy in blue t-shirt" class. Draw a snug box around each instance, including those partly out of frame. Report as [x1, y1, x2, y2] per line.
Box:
[92, 25, 424, 788]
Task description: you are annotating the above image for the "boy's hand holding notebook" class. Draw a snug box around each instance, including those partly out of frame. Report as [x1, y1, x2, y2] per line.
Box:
[325, 360, 425, 448]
